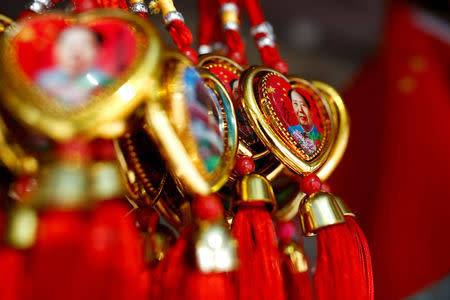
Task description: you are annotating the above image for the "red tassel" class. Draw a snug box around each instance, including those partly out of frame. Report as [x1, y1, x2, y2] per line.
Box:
[181, 194, 236, 300]
[344, 216, 374, 299]
[0, 248, 26, 300]
[298, 176, 374, 300]
[197, 0, 217, 50]
[232, 205, 286, 300]
[283, 265, 313, 300]
[26, 210, 89, 300]
[277, 221, 313, 300]
[313, 222, 371, 300]
[183, 272, 234, 300]
[153, 195, 236, 300]
[281, 247, 313, 300]
[77, 199, 148, 300]
[0, 200, 148, 300]
[150, 226, 192, 300]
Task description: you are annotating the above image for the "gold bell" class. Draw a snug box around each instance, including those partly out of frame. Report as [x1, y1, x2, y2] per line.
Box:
[194, 222, 238, 273]
[299, 191, 345, 237]
[282, 242, 309, 273]
[6, 205, 39, 249]
[232, 174, 276, 213]
[334, 195, 355, 218]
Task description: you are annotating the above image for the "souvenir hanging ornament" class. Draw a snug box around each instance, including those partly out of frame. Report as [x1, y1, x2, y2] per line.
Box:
[141, 55, 240, 300]
[233, 0, 374, 298]
[196, 0, 374, 298]
[196, 3, 290, 299]
[0, 5, 167, 299]
[103, 3, 241, 297]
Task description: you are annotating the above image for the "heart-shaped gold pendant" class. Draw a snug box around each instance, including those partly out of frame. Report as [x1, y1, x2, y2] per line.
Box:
[0, 9, 162, 141]
[240, 66, 349, 180]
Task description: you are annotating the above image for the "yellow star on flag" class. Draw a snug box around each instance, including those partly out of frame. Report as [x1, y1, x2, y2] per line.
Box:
[267, 86, 275, 93]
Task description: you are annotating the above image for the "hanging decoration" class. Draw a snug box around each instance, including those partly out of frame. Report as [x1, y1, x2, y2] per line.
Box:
[0, 0, 374, 299]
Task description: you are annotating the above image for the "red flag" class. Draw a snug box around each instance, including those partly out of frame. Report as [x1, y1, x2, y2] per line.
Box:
[330, 2, 450, 299]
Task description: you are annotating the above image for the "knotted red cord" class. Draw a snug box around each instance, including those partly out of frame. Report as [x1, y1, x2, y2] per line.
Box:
[240, 0, 288, 73]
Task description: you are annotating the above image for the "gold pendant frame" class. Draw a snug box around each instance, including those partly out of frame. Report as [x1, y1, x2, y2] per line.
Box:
[240, 66, 349, 180]
[0, 9, 162, 141]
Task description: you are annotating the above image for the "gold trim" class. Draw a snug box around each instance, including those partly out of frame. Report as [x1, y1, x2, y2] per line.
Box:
[233, 173, 276, 213]
[0, 14, 13, 33]
[0, 112, 38, 175]
[0, 9, 162, 141]
[310, 81, 350, 180]
[299, 191, 345, 236]
[198, 54, 244, 73]
[113, 132, 167, 206]
[334, 195, 355, 218]
[282, 242, 309, 273]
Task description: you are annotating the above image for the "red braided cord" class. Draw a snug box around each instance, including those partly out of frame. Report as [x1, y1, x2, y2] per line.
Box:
[197, 0, 217, 48]
[240, 0, 288, 73]
[218, 0, 247, 64]
[241, 0, 265, 27]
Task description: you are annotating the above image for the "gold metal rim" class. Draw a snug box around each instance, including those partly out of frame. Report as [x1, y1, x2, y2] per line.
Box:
[197, 54, 244, 73]
[200, 69, 239, 191]
[145, 51, 238, 196]
[310, 81, 350, 180]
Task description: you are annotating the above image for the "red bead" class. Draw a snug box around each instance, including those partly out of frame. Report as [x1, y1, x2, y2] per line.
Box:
[17, 10, 36, 21]
[321, 182, 332, 193]
[181, 47, 198, 64]
[299, 173, 322, 195]
[276, 221, 296, 244]
[234, 156, 255, 176]
[192, 195, 223, 221]
[10, 176, 37, 202]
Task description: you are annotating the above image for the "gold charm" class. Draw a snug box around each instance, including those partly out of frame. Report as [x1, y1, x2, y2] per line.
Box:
[0, 9, 162, 141]
[240, 66, 349, 180]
